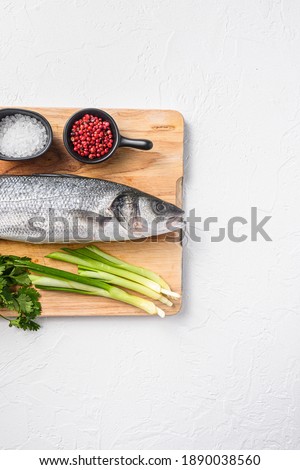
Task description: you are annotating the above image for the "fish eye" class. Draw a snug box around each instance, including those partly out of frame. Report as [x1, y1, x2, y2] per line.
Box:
[154, 201, 166, 214]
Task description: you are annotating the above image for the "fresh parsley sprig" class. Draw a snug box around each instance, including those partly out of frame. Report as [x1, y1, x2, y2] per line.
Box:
[0, 256, 41, 331]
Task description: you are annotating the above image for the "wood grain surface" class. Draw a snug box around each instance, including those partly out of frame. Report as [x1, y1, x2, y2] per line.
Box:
[0, 107, 184, 316]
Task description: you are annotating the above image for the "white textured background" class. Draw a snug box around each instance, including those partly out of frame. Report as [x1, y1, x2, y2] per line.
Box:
[0, 0, 300, 450]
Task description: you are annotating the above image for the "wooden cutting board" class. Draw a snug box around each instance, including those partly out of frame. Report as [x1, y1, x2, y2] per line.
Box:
[0, 107, 184, 316]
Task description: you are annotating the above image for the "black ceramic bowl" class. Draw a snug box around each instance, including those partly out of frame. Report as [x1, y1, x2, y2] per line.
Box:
[0, 108, 53, 161]
[63, 108, 153, 164]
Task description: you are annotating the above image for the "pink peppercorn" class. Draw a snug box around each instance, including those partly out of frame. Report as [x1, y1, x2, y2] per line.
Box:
[71, 114, 114, 159]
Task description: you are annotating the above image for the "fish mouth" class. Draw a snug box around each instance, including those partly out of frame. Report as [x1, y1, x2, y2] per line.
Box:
[167, 214, 184, 230]
[169, 215, 184, 222]
[169, 206, 184, 221]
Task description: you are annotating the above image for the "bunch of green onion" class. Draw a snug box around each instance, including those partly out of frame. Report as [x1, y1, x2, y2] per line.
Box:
[19, 246, 180, 318]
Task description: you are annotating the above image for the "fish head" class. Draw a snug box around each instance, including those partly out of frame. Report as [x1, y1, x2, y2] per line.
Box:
[111, 192, 184, 238]
[138, 195, 184, 236]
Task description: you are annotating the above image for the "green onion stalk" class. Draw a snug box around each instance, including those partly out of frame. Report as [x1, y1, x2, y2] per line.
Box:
[83, 245, 171, 290]
[47, 248, 180, 299]
[12, 260, 166, 318]
[77, 268, 172, 307]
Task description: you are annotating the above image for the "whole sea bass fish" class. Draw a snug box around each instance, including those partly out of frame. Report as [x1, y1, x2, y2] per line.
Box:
[0, 174, 184, 243]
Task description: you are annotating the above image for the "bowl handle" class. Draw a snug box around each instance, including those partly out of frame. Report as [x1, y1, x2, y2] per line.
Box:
[119, 135, 153, 151]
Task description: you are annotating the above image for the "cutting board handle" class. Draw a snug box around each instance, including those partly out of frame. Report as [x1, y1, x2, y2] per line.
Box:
[119, 135, 153, 151]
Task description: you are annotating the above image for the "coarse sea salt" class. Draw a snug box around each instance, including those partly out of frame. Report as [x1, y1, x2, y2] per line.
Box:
[0, 114, 48, 159]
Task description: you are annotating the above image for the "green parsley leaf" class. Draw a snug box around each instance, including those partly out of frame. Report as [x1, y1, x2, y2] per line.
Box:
[0, 255, 42, 331]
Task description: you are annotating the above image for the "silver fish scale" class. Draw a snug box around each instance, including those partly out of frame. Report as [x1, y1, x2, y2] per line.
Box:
[0, 174, 183, 243]
[0, 175, 135, 243]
